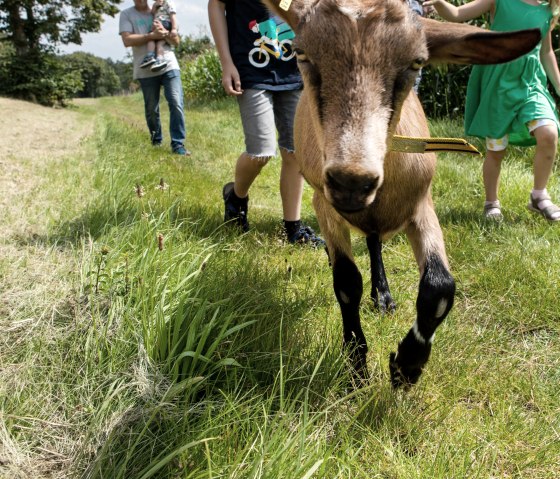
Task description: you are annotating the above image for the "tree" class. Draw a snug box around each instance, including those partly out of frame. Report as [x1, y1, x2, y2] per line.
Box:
[65, 52, 121, 98]
[0, 0, 122, 105]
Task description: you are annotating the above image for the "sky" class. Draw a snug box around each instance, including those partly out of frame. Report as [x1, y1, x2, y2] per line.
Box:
[60, 1, 211, 62]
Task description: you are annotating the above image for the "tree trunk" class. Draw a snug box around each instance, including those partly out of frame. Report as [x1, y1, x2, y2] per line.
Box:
[6, 3, 29, 56]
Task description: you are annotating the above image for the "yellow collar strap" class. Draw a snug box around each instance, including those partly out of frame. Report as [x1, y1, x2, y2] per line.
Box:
[391, 135, 481, 156]
[280, 0, 293, 11]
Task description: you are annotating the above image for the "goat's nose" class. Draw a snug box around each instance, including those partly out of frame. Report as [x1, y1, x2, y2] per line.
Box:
[324, 168, 381, 212]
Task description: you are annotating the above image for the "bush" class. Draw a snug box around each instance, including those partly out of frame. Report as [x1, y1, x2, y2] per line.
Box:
[0, 49, 82, 106]
[181, 50, 226, 102]
[419, 64, 472, 119]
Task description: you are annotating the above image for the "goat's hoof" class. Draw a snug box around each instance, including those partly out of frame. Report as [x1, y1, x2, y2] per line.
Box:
[372, 294, 396, 314]
[388, 352, 423, 390]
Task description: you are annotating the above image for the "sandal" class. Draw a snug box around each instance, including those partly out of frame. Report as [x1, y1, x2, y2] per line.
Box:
[527, 193, 560, 222]
[484, 200, 502, 220]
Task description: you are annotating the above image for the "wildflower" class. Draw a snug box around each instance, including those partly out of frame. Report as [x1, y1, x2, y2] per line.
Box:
[101, 246, 110, 256]
[156, 178, 169, 191]
[135, 183, 145, 198]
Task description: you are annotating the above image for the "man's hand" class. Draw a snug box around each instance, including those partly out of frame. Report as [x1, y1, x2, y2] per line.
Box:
[151, 19, 169, 40]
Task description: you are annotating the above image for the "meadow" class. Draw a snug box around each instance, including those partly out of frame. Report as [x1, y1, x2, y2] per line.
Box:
[1, 94, 559, 478]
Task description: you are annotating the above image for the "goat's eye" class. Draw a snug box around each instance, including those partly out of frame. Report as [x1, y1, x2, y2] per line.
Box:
[410, 58, 426, 70]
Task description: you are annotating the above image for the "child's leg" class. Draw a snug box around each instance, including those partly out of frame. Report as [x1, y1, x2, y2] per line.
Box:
[531, 123, 557, 190]
[146, 40, 156, 54]
[156, 39, 166, 58]
[528, 122, 560, 220]
[483, 137, 507, 202]
[279, 148, 304, 221]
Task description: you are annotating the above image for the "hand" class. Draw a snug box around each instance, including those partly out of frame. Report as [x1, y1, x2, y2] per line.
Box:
[155, 0, 164, 6]
[221, 63, 243, 96]
[151, 19, 168, 39]
[169, 28, 178, 39]
[422, 0, 441, 7]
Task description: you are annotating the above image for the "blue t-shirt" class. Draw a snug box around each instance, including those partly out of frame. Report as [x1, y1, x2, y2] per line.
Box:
[219, 0, 302, 91]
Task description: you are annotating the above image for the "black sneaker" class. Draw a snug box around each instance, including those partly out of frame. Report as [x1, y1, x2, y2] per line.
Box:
[140, 53, 156, 69]
[222, 182, 249, 232]
[287, 224, 325, 248]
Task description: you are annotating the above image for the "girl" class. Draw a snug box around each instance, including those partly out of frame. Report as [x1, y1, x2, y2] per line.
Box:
[424, 0, 560, 221]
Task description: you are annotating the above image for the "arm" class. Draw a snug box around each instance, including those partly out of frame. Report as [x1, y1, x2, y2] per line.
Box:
[208, 0, 242, 95]
[423, 0, 494, 22]
[541, 29, 560, 96]
[121, 29, 163, 48]
[169, 12, 178, 39]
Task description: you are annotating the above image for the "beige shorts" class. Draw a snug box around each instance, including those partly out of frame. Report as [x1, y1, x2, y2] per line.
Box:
[486, 119, 556, 151]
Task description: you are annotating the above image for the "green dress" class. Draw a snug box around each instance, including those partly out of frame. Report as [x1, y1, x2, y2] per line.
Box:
[464, 0, 559, 146]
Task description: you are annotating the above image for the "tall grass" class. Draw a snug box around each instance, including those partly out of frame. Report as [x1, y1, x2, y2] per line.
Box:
[1, 96, 559, 478]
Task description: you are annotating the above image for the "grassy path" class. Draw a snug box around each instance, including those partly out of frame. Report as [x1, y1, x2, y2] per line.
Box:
[1, 95, 559, 478]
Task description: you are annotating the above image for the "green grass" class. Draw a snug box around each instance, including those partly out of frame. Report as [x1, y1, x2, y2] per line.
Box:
[1, 95, 559, 478]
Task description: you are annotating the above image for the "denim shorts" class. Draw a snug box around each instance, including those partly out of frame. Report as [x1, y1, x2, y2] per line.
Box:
[237, 88, 301, 157]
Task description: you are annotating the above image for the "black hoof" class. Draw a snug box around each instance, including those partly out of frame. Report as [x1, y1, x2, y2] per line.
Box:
[389, 352, 423, 390]
[372, 294, 397, 313]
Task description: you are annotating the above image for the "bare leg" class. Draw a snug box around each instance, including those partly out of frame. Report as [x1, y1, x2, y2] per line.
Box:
[146, 40, 156, 54]
[279, 149, 304, 221]
[532, 124, 557, 190]
[233, 152, 270, 198]
[156, 39, 166, 58]
[482, 149, 506, 202]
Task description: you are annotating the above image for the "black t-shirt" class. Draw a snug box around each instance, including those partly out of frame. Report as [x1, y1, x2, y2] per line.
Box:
[219, 0, 302, 91]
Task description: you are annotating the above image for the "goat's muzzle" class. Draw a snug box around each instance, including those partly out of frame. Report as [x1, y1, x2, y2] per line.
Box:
[324, 167, 381, 213]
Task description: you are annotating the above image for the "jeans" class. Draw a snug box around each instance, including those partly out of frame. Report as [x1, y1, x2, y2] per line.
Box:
[138, 69, 185, 151]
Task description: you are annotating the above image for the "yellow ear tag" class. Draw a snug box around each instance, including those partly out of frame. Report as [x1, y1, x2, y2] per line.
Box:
[280, 0, 292, 11]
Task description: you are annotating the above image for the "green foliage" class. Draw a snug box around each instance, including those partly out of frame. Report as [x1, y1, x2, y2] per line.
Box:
[176, 33, 214, 61]
[64, 52, 121, 98]
[181, 50, 227, 102]
[0, 0, 121, 104]
[0, 49, 82, 106]
[0, 0, 121, 50]
[108, 58, 136, 92]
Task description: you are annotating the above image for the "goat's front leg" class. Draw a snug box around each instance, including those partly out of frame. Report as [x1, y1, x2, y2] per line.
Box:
[367, 233, 396, 313]
[314, 193, 368, 380]
[389, 201, 455, 389]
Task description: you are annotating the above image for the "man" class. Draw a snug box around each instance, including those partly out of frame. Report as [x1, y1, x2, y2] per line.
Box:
[119, 0, 190, 156]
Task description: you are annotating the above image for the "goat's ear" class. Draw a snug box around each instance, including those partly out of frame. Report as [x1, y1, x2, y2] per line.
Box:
[260, 0, 307, 31]
[422, 17, 541, 65]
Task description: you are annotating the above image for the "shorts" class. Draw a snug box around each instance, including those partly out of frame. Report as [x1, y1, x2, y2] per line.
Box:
[237, 88, 301, 157]
[486, 118, 556, 151]
[157, 19, 172, 31]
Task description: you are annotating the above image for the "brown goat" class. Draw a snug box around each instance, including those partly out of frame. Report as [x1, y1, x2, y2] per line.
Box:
[263, 0, 540, 387]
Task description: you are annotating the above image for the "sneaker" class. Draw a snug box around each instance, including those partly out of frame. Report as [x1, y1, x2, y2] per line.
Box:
[287, 224, 325, 247]
[140, 53, 156, 69]
[173, 146, 191, 156]
[152, 141, 162, 147]
[223, 182, 249, 232]
[151, 57, 168, 72]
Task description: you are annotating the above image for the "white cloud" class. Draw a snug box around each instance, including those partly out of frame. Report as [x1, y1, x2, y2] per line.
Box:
[60, 0, 210, 61]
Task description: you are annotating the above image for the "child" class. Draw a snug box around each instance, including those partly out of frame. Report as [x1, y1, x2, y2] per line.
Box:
[207, 0, 324, 246]
[424, 0, 560, 221]
[139, 0, 178, 72]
